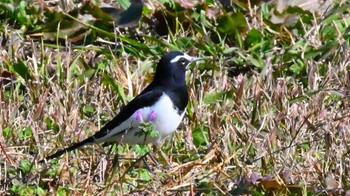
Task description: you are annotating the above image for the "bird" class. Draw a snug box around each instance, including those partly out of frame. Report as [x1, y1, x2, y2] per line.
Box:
[41, 51, 203, 162]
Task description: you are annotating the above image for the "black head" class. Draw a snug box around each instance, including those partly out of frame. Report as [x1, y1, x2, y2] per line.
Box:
[154, 51, 199, 85]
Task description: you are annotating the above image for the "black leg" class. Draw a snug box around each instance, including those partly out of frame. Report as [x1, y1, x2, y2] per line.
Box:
[147, 151, 160, 166]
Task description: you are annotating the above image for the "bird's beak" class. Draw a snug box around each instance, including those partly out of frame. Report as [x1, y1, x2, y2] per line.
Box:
[187, 57, 206, 69]
[190, 57, 205, 62]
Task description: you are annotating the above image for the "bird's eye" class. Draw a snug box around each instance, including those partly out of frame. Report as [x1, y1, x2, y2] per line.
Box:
[180, 58, 186, 65]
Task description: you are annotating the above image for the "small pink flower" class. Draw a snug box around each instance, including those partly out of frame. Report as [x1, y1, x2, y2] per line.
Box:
[176, 0, 196, 9]
[149, 111, 156, 121]
[206, 8, 219, 20]
[135, 110, 143, 122]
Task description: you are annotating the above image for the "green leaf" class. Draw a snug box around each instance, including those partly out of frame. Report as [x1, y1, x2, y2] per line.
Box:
[3, 127, 10, 137]
[20, 160, 32, 174]
[133, 144, 150, 156]
[57, 186, 70, 196]
[248, 54, 264, 68]
[290, 64, 301, 74]
[135, 122, 158, 138]
[102, 73, 127, 104]
[35, 187, 46, 195]
[45, 164, 60, 177]
[12, 60, 31, 80]
[0, 3, 15, 15]
[10, 185, 20, 194]
[192, 126, 208, 146]
[45, 117, 59, 133]
[83, 105, 95, 117]
[244, 28, 263, 49]
[138, 168, 152, 181]
[19, 127, 33, 141]
[203, 91, 224, 104]
[77, 69, 96, 81]
[289, 59, 304, 74]
[17, 1, 28, 25]
[144, 35, 180, 51]
[117, 0, 131, 10]
[217, 11, 247, 34]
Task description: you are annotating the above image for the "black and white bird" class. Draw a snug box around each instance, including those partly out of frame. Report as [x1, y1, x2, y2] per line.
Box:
[41, 51, 202, 162]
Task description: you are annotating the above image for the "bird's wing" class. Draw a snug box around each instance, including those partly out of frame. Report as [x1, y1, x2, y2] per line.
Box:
[41, 87, 163, 162]
[92, 87, 163, 141]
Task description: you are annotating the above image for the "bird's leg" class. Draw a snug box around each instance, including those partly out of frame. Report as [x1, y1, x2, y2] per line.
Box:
[127, 110, 163, 171]
[152, 144, 172, 169]
[136, 143, 160, 172]
[106, 147, 121, 182]
[22, 153, 37, 183]
[121, 149, 155, 174]
[132, 147, 160, 172]
[111, 144, 120, 168]
[122, 151, 153, 177]
[140, 144, 172, 169]
[147, 150, 160, 166]
[141, 152, 154, 172]
[145, 111, 164, 166]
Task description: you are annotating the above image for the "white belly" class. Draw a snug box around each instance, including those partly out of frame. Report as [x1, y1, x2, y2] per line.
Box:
[98, 93, 185, 145]
[151, 94, 185, 141]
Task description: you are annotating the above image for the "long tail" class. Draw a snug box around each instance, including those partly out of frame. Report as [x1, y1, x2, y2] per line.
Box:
[39, 137, 94, 163]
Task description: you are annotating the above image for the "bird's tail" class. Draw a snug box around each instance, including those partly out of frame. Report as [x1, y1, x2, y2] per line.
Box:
[39, 137, 94, 163]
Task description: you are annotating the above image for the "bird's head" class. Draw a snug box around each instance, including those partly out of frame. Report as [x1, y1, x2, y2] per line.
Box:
[154, 51, 203, 84]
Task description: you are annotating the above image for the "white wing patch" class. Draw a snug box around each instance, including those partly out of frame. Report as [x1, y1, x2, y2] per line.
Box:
[95, 93, 185, 145]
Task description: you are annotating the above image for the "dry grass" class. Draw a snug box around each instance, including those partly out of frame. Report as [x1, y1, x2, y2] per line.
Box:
[1, 0, 350, 195]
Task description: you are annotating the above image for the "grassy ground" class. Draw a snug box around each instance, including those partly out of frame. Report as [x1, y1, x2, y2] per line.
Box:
[0, 0, 350, 195]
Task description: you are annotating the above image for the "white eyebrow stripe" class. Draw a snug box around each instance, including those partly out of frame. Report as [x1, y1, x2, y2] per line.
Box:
[170, 53, 193, 63]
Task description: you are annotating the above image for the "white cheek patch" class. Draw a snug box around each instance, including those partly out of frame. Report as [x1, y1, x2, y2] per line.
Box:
[170, 53, 193, 63]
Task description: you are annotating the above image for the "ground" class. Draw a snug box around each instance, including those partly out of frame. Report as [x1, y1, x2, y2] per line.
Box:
[0, 0, 349, 195]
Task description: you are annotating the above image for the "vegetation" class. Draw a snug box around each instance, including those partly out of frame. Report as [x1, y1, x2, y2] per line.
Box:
[0, 0, 349, 195]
